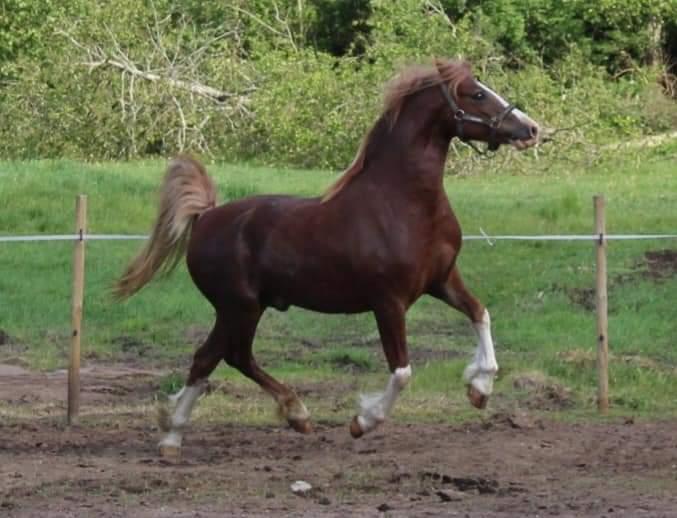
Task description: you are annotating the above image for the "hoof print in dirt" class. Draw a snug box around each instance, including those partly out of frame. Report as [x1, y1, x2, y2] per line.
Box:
[389, 471, 412, 484]
[420, 471, 499, 495]
[486, 411, 542, 430]
[420, 470, 453, 484]
[451, 476, 499, 495]
[436, 489, 465, 502]
[158, 445, 181, 459]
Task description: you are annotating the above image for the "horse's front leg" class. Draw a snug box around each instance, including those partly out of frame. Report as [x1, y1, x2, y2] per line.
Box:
[350, 301, 412, 438]
[431, 266, 498, 409]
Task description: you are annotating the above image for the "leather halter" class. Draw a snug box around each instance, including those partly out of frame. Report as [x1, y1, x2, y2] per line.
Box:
[439, 83, 516, 152]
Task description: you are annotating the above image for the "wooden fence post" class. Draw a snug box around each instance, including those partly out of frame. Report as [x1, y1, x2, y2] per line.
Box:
[594, 195, 609, 413]
[68, 194, 87, 425]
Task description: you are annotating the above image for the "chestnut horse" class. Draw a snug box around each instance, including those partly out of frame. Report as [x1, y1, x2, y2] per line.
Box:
[115, 59, 539, 455]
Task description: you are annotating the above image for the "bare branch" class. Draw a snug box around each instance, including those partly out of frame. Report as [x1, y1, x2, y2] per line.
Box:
[57, 5, 256, 159]
[75, 52, 252, 104]
[425, 0, 457, 35]
[272, 0, 298, 52]
[172, 96, 186, 151]
[228, 3, 297, 52]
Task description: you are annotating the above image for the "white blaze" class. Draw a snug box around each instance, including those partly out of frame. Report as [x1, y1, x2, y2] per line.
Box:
[479, 83, 540, 148]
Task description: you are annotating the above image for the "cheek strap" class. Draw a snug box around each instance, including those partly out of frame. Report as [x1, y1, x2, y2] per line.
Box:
[439, 83, 515, 152]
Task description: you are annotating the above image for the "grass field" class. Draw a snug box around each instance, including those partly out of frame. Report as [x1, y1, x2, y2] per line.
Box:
[1, 145, 676, 425]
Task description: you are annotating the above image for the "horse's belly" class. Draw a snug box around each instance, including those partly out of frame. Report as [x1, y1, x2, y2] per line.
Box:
[263, 273, 372, 314]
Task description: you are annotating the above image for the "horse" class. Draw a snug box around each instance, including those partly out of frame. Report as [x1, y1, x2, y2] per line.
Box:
[115, 59, 540, 456]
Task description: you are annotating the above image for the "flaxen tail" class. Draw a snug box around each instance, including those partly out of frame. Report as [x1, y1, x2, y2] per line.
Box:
[114, 156, 217, 300]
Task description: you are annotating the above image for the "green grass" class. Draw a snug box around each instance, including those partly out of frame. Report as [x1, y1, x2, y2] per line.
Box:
[1, 146, 676, 422]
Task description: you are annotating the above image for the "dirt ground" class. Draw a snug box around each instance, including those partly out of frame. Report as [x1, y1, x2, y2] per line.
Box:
[1, 364, 677, 518]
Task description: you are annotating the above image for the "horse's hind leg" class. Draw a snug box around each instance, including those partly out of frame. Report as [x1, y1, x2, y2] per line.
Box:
[158, 319, 226, 457]
[223, 308, 312, 434]
[431, 266, 498, 409]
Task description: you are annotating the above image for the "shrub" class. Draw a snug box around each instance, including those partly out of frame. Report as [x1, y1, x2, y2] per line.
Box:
[1, 0, 676, 169]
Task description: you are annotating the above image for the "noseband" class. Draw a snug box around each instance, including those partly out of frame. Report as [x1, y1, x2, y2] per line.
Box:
[439, 83, 515, 152]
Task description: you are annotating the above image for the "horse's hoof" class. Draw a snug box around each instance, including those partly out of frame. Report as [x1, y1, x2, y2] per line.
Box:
[467, 384, 489, 409]
[159, 444, 182, 458]
[288, 418, 313, 434]
[349, 416, 364, 439]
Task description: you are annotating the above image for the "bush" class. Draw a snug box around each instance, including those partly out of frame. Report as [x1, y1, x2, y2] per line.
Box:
[233, 51, 379, 169]
[0, 0, 676, 168]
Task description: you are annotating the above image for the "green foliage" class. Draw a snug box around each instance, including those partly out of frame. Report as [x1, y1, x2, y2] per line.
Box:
[0, 0, 676, 167]
[158, 371, 185, 395]
[234, 50, 379, 168]
[306, 0, 372, 56]
[444, 0, 676, 68]
[0, 0, 255, 159]
[0, 0, 74, 80]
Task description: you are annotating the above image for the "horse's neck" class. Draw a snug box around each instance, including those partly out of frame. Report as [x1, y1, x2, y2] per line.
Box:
[367, 115, 451, 199]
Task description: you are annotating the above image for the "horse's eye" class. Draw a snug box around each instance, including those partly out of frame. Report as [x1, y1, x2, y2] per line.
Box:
[472, 91, 486, 101]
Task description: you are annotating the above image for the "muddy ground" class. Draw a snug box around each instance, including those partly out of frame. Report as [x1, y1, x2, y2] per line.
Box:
[1, 364, 677, 518]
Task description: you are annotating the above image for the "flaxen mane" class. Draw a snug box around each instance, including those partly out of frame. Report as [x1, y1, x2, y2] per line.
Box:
[322, 59, 472, 202]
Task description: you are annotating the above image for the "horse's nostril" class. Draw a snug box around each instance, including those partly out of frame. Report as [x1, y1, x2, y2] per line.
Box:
[529, 125, 539, 138]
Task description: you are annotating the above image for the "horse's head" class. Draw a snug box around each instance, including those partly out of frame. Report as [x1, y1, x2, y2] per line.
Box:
[436, 61, 540, 151]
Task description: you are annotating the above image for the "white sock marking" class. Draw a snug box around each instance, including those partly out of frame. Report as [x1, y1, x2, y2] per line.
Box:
[464, 309, 498, 396]
[357, 365, 411, 434]
[168, 386, 185, 405]
[159, 379, 207, 449]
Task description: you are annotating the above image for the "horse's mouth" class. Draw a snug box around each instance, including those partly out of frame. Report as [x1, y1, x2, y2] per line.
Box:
[510, 137, 539, 151]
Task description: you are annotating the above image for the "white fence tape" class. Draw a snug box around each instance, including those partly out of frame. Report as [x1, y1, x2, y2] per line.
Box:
[0, 234, 148, 242]
[464, 233, 677, 246]
[1, 233, 676, 243]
